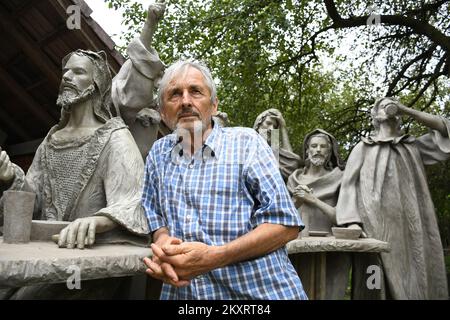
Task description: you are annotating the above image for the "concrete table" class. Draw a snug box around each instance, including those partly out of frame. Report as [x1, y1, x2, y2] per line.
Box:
[0, 238, 152, 289]
[287, 236, 390, 300]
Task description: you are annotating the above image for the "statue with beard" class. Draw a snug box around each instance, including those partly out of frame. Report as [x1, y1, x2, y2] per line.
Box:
[336, 97, 450, 299]
[0, 1, 169, 299]
[253, 109, 302, 181]
[286, 129, 357, 299]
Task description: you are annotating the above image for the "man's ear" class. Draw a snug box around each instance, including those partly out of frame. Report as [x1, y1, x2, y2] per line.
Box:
[212, 97, 219, 113]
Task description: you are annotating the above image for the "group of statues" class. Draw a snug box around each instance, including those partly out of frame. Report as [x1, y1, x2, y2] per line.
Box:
[0, 0, 449, 300]
[253, 99, 450, 300]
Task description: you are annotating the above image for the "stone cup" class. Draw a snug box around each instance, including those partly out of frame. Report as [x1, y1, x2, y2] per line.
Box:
[385, 103, 398, 118]
[2, 190, 36, 244]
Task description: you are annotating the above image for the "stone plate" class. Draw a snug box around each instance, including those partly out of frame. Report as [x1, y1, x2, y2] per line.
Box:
[309, 231, 329, 237]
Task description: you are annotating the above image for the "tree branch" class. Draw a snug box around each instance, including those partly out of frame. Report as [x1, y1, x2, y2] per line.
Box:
[324, 0, 450, 52]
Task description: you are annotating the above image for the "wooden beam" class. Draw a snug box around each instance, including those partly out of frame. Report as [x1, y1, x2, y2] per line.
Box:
[6, 138, 43, 156]
[0, 128, 7, 145]
[10, 0, 46, 19]
[0, 64, 56, 127]
[0, 6, 61, 89]
[0, 107, 32, 141]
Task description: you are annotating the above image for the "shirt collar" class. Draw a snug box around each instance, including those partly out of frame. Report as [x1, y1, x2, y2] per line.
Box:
[165, 118, 222, 160]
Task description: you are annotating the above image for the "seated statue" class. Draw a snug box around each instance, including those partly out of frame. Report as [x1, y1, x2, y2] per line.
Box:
[336, 97, 450, 299]
[287, 129, 354, 299]
[253, 108, 302, 181]
[0, 1, 167, 299]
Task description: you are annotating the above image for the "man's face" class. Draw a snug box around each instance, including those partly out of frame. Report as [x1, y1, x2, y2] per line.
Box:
[57, 54, 95, 108]
[161, 66, 218, 132]
[307, 136, 331, 167]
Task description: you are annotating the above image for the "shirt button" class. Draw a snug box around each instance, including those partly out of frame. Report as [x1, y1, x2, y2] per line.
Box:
[186, 215, 191, 221]
[188, 163, 194, 169]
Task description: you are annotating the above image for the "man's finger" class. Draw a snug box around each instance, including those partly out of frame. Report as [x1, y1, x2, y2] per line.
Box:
[151, 243, 166, 258]
[168, 237, 183, 245]
[162, 243, 187, 256]
[161, 262, 179, 282]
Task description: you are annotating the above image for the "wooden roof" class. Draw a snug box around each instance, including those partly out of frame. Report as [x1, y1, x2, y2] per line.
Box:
[0, 0, 125, 167]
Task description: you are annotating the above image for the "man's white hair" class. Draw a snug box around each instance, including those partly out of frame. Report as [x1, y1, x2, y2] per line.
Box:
[157, 60, 217, 109]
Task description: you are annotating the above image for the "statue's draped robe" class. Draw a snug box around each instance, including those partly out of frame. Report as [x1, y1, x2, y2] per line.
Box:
[287, 167, 351, 299]
[112, 37, 165, 159]
[278, 148, 302, 182]
[337, 117, 450, 299]
[26, 117, 148, 237]
[287, 167, 342, 232]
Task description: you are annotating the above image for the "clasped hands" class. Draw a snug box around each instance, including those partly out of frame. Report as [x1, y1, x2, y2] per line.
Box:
[143, 236, 220, 287]
[293, 184, 316, 206]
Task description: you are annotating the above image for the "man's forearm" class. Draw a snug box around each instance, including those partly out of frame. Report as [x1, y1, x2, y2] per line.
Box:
[214, 223, 299, 269]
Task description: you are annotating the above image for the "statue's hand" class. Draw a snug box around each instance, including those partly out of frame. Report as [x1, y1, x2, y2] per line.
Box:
[58, 216, 118, 249]
[136, 107, 161, 127]
[293, 185, 316, 205]
[0, 150, 15, 183]
[148, 0, 166, 23]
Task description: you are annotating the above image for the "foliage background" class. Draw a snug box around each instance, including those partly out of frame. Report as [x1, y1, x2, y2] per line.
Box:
[105, 0, 450, 247]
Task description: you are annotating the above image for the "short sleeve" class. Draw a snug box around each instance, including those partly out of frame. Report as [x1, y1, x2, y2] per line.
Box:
[244, 134, 303, 229]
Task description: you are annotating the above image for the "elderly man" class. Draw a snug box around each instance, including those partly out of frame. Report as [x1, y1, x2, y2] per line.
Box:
[253, 108, 302, 181]
[142, 60, 307, 299]
[337, 97, 450, 299]
[287, 129, 354, 299]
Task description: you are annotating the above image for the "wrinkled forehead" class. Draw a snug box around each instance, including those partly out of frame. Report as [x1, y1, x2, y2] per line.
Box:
[167, 65, 207, 88]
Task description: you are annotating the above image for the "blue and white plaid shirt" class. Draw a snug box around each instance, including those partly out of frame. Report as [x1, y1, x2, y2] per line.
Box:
[142, 121, 307, 300]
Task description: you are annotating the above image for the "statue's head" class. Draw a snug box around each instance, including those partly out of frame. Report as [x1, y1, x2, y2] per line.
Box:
[303, 129, 345, 172]
[253, 108, 283, 132]
[213, 111, 229, 127]
[57, 50, 113, 125]
[371, 97, 402, 134]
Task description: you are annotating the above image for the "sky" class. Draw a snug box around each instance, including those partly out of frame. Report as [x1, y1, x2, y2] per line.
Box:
[84, 0, 147, 47]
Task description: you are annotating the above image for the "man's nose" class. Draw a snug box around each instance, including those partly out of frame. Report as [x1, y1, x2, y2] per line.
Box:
[181, 90, 193, 105]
